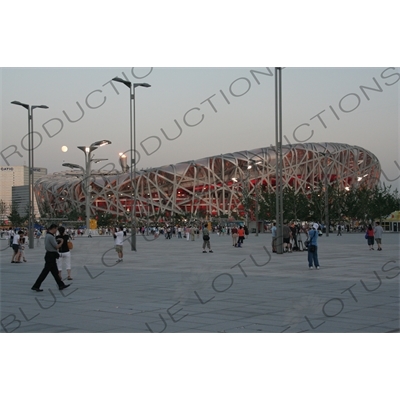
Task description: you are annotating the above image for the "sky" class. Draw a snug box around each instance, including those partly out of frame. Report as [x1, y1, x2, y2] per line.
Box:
[1, 1, 399, 397]
[1, 66, 399, 190]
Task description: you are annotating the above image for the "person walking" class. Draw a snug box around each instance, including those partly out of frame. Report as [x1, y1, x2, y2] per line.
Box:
[190, 226, 196, 241]
[57, 226, 73, 280]
[283, 223, 292, 253]
[271, 222, 277, 253]
[307, 223, 320, 270]
[19, 232, 28, 262]
[11, 230, 23, 263]
[112, 226, 124, 262]
[185, 226, 190, 241]
[231, 225, 238, 247]
[337, 224, 342, 236]
[31, 224, 70, 292]
[290, 222, 298, 250]
[36, 229, 43, 246]
[374, 221, 384, 251]
[366, 224, 375, 250]
[9, 227, 14, 248]
[11, 231, 24, 263]
[237, 226, 245, 247]
[202, 226, 213, 253]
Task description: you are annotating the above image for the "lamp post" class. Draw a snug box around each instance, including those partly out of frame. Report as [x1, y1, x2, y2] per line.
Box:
[321, 152, 329, 237]
[63, 140, 111, 233]
[11, 101, 48, 249]
[275, 68, 284, 254]
[112, 77, 151, 251]
[247, 160, 262, 236]
[318, 150, 349, 236]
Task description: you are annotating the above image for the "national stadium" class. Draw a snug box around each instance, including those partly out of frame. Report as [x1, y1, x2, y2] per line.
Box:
[34, 142, 381, 221]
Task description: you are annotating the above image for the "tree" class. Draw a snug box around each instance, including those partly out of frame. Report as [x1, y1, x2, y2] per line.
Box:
[307, 183, 325, 223]
[8, 204, 24, 226]
[96, 211, 114, 227]
[259, 189, 276, 221]
[0, 199, 8, 224]
[40, 200, 53, 219]
[282, 187, 310, 222]
[66, 206, 85, 222]
[328, 183, 346, 225]
[369, 184, 400, 222]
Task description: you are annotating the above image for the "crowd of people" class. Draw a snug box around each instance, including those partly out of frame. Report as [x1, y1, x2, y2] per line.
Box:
[3, 217, 387, 291]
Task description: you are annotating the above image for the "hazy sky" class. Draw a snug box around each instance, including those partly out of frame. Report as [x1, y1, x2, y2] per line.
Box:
[1, 67, 399, 188]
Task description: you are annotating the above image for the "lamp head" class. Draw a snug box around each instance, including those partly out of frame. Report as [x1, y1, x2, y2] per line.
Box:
[11, 100, 29, 110]
[32, 105, 49, 110]
[112, 77, 131, 88]
[62, 162, 82, 169]
[134, 83, 151, 88]
[91, 140, 112, 147]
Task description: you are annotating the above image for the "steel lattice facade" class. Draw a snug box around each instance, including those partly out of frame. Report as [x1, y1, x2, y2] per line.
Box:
[34, 142, 381, 220]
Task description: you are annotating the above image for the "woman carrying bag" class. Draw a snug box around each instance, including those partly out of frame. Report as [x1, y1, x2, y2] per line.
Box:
[366, 224, 375, 250]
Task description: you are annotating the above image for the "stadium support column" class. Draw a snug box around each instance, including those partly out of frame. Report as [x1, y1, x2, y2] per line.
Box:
[275, 68, 284, 254]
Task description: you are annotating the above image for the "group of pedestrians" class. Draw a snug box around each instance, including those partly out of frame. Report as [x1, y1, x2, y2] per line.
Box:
[270, 220, 386, 271]
[272, 222, 321, 270]
[31, 224, 72, 292]
[10, 229, 27, 263]
[230, 225, 246, 247]
[365, 221, 384, 250]
[201, 224, 250, 253]
[26, 218, 387, 292]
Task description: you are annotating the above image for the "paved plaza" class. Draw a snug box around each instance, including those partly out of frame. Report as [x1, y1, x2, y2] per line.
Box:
[1, 231, 399, 333]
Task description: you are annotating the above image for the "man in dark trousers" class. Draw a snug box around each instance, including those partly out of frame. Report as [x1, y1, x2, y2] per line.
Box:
[31, 224, 70, 292]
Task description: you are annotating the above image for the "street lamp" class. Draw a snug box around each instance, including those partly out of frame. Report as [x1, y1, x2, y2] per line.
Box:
[275, 68, 284, 254]
[319, 152, 330, 237]
[247, 160, 262, 236]
[112, 77, 151, 251]
[11, 101, 48, 249]
[63, 140, 111, 233]
[62, 163, 83, 171]
[317, 150, 350, 236]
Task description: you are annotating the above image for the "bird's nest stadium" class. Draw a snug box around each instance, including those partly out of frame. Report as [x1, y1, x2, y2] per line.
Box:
[34, 142, 381, 220]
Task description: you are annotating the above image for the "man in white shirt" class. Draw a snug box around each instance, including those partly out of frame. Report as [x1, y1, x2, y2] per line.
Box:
[112, 226, 125, 262]
[374, 221, 384, 251]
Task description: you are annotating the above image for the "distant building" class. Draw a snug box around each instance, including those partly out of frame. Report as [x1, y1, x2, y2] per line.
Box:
[382, 211, 400, 232]
[0, 166, 48, 221]
[11, 186, 29, 217]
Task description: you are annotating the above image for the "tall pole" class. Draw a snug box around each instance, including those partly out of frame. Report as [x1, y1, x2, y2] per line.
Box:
[255, 180, 259, 236]
[11, 101, 48, 249]
[85, 149, 91, 234]
[324, 152, 329, 237]
[255, 163, 260, 236]
[28, 107, 33, 248]
[130, 85, 136, 251]
[275, 67, 284, 254]
[66, 141, 110, 233]
[30, 106, 44, 248]
[112, 77, 150, 251]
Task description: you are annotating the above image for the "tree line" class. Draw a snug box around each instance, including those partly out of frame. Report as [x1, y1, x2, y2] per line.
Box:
[255, 183, 400, 226]
[2, 183, 399, 228]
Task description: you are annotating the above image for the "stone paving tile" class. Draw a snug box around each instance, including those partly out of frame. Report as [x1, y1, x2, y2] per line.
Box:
[1, 233, 399, 333]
